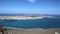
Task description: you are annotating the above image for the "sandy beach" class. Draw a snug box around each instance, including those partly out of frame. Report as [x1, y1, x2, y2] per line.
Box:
[0, 28, 60, 34]
[7, 28, 60, 34]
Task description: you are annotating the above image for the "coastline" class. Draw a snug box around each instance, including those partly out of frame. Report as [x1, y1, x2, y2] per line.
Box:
[0, 16, 44, 20]
[0, 16, 58, 20]
[3, 27, 60, 30]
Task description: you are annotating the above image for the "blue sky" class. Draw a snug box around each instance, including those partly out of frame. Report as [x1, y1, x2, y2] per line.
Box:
[0, 0, 60, 15]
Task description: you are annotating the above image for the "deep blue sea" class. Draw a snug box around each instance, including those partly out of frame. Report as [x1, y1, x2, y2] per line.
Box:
[0, 14, 60, 29]
[0, 17, 60, 29]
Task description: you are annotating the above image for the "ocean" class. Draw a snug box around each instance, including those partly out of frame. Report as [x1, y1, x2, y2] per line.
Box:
[0, 16, 60, 29]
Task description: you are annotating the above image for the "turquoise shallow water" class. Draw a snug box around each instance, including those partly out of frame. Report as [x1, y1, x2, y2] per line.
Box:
[0, 18, 60, 29]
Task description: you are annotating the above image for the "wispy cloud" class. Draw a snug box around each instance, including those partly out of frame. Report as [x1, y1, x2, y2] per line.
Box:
[27, 0, 37, 3]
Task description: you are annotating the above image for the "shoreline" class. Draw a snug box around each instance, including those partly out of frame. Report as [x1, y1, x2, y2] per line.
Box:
[0, 16, 44, 20]
[0, 16, 58, 20]
[3, 27, 60, 30]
